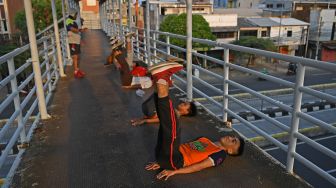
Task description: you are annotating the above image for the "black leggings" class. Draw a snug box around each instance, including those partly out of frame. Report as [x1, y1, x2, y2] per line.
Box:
[154, 93, 184, 170]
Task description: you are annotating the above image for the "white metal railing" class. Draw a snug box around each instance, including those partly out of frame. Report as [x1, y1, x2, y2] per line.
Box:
[101, 11, 336, 185]
[0, 21, 70, 186]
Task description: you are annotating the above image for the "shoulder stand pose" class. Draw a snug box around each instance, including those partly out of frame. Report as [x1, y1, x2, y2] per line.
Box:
[145, 62, 245, 180]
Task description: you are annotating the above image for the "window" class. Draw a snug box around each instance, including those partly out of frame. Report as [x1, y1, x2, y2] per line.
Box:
[276, 4, 283, 8]
[214, 32, 235, 39]
[261, 30, 269, 37]
[287, 30, 292, 37]
[161, 8, 166, 15]
[296, 6, 303, 11]
[0, 0, 3, 4]
[1, 20, 7, 32]
[192, 8, 205, 11]
[266, 4, 273, 8]
[240, 30, 258, 37]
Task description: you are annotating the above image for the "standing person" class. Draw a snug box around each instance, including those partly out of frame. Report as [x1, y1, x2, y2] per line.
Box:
[66, 8, 85, 78]
[145, 62, 245, 180]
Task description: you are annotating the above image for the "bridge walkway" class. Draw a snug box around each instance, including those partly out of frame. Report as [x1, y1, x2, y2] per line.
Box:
[11, 30, 310, 188]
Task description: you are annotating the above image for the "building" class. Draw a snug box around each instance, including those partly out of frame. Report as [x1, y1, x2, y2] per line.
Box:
[202, 14, 238, 43]
[80, 0, 100, 29]
[0, 0, 24, 37]
[291, 1, 336, 60]
[213, 8, 263, 18]
[236, 0, 261, 9]
[260, 0, 293, 17]
[238, 17, 309, 56]
[158, 1, 213, 16]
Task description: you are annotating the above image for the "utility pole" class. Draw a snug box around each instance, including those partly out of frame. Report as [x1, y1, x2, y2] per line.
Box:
[315, 16, 322, 60]
[277, 4, 283, 53]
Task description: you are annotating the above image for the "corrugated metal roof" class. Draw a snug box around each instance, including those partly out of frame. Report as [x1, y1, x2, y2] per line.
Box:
[246, 17, 309, 27]
[247, 18, 279, 27]
[213, 8, 263, 17]
[269, 18, 310, 26]
[238, 18, 258, 28]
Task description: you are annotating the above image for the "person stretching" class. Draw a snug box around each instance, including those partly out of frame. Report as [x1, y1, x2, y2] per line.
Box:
[145, 62, 245, 180]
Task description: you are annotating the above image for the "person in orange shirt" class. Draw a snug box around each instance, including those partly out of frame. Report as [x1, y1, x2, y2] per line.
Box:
[145, 62, 245, 180]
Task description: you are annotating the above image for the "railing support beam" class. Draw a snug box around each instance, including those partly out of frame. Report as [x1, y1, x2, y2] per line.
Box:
[23, 0, 50, 119]
[286, 63, 305, 172]
[51, 0, 66, 77]
[186, 0, 193, 101]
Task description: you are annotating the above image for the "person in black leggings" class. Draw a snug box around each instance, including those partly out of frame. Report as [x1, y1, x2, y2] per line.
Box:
[145, 62, 245, 180]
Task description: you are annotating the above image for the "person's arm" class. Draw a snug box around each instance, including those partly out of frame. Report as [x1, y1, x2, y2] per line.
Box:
[70, 27, 80, 33]
[156, 158, 214, 181]
[113, 58, 122, 69]
[131, 117, 159, 126]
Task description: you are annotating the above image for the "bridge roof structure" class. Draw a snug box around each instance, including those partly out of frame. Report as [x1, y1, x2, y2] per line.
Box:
[11, 30, 311, 187]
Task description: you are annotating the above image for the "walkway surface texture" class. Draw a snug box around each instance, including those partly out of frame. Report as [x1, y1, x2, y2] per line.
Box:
[11, 31, 311, 187]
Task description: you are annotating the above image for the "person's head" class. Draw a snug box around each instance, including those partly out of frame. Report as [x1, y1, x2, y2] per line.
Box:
[69, 8, 78, 19]
[219, 135, 245, 156]
[177, 101, 197, 116]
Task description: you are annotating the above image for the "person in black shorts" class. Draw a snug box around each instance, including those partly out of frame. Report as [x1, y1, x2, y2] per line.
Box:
[145, 62, 245, 180]
[66, 9, 86, 78]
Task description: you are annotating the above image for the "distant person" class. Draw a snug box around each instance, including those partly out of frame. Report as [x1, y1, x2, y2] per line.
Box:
[109, 40, 133, 87]
[66, 8, 86, 78]
[145, 62, 245, 180]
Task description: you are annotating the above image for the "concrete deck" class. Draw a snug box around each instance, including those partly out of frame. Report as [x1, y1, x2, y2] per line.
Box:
[12, 30, 311, 188]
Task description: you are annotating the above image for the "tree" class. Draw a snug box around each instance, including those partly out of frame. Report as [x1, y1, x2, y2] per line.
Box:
[159, 13, 216, 50]
[14, 0, 63, 34]
[231, 36, 277, 67]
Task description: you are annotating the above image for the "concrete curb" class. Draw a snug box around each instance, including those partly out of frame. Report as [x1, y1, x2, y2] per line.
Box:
[230, 102, 336, 123]
[194, 83, 336, 102]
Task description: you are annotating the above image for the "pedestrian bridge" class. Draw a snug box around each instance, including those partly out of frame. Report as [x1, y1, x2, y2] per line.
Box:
[0, 0, 336, 187]
[2, 30, 310, 188]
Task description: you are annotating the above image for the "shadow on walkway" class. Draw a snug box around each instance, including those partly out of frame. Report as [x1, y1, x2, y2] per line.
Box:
[12, 30, 311, 188]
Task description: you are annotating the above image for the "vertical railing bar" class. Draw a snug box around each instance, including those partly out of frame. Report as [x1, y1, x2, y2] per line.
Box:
[7, 57, 27, 144]
[286, 63, 306, 173]
[223, 48, 229, 122]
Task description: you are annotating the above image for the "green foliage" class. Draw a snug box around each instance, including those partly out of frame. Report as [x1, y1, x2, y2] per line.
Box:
[159, 13, 216, 49]
[230, 36, 276, 66]
[0, 45, 31, 78]
[231, 36, 277, 52]
[14, 0, 63, 34]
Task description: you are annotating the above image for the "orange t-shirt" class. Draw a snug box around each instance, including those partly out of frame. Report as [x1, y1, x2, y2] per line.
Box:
[179, 137, 224, 166]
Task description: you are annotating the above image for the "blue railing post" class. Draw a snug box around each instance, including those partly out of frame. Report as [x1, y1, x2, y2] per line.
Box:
[44, 39, 53, 94]
[61, 0, 72, 66]
[145, 0, 151, 65]
[51, 37, 60, 82]
[51, 0, 66, 77]
[118, 0, 122, 38]
[136, 28, 140, 59]
[7, 58, 27, 143]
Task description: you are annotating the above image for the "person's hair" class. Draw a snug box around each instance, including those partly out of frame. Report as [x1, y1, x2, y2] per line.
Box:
[230, 137, 245, 156]
[186, 101, 198, 117]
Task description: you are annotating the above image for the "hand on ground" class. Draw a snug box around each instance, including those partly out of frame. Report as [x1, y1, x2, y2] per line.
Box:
[156, 169, 176, 181]
[131, 119, 145, 126]
[145, 162, 160, 171]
